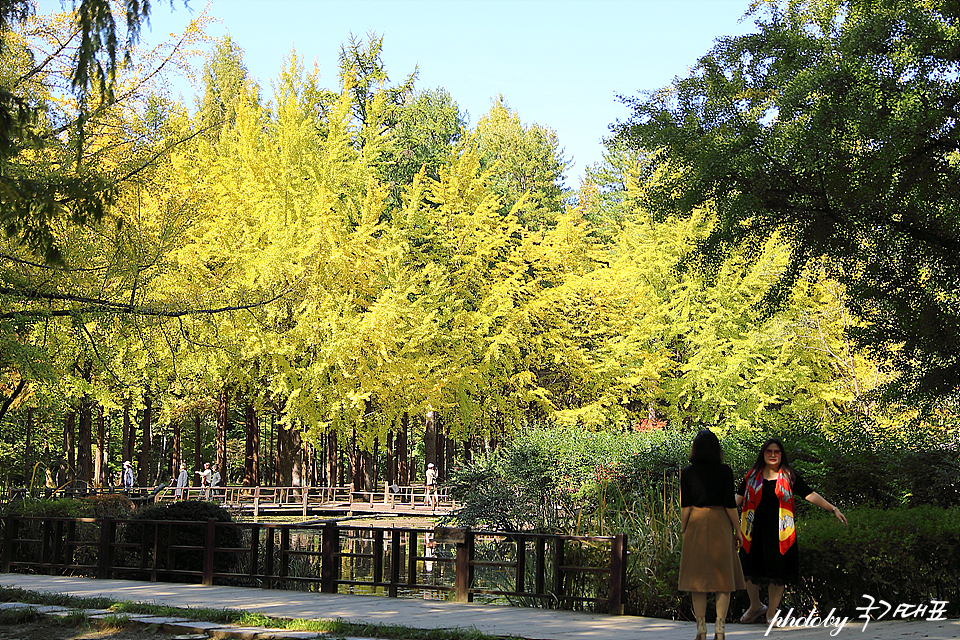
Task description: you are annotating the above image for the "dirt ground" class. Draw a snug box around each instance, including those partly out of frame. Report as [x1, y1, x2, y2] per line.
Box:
[0, 618, 186, 640]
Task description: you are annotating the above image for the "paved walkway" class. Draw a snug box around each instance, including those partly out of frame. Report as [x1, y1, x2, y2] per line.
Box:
[0, 574, 956, 640]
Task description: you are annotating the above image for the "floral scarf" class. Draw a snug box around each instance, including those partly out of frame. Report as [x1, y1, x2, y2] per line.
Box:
[740, 469, 796, 555]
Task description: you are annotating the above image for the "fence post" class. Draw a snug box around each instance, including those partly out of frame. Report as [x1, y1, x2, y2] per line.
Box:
[515, 535, 526, 595]
[454, 530, 474, 603]
[264, 526, 275, 589]
[553, 536, 565, 601]
[52, 520, 64, 574]
[279, 525, 290, 580]
[321, 522, 338, 593]
[373, 529, 384, 586]
[608, 533, 626, 615]
[202, 519, 216, 585]
[534, 536, 546, 596]
[249, 524, 260, 581]
[389, 529, 402, 597]
[407, 530, 418, 587]
[1, 515, 18, 572]
[97, 518, 114, 579]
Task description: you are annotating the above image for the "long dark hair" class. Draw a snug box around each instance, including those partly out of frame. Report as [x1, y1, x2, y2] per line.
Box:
[689, 429, 723, 464]
[747, 437, 796, 483]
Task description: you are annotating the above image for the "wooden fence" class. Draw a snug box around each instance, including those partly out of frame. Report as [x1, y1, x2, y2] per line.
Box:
[0, 515, 627, 613]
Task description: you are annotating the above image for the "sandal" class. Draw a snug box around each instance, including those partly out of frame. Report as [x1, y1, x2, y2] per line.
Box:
[740, 604, 767, 624]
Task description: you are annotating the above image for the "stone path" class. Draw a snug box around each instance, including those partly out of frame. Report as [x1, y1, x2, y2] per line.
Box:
[0, 574, 956, 640]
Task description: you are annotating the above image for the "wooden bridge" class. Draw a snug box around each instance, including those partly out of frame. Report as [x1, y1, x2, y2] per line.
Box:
[7, 484, 456, 519]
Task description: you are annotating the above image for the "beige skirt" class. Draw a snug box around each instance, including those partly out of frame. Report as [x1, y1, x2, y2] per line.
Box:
[678, 506, 746, 593]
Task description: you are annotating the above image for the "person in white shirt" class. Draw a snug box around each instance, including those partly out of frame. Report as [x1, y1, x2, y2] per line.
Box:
[424, 462, 439, 509]
[196, 462, 212, 500]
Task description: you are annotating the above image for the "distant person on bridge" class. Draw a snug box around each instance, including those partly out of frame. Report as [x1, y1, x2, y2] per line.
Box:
[174, 463, 189, 500]
[424, 463, 439, 509]
[197, 462, 212, 500]
[122, 461, 135, 495]
[210, 463, 222, 502]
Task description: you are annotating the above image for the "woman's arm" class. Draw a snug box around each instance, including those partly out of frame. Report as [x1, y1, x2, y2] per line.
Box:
[726, 507, 744, 547]
[735, 493, 744, 509]
[804, 491, 848, 526]
[681, 506, 691, 533]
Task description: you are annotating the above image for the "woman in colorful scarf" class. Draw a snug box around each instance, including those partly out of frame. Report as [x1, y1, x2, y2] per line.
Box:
[679, 430, 745, 640]
[736, 438, 848, 624]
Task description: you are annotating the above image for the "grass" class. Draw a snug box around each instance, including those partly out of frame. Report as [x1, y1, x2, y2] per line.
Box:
[0, 586, 523, 640]
[0, 606, 43, 625]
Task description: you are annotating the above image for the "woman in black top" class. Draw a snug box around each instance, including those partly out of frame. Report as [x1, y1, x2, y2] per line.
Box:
[679, 430, 745, 640]
[735, 438, 847, 624]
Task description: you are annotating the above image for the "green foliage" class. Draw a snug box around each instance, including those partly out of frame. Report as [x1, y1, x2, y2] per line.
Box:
[0, 606, 41, 625]
[737, 415, 960, 511]
[795, 507, 960, 615]
[6, 495, 133, 518]
[474, 97, 568, 229]
[613, 0, 960, 402]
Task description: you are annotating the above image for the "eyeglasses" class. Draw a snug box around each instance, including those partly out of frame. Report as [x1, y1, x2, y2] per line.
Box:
[764, 449, 782, 456]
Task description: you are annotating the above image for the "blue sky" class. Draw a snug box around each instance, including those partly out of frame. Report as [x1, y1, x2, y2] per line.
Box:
[50, 0, 761, 183]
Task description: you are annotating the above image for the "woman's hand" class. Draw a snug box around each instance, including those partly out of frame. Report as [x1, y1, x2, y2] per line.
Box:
[734, 529, 744, 549]
[833, 507, 848, 527]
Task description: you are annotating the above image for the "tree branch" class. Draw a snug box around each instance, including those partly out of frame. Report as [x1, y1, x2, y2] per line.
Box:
[0, 286, 292, 319]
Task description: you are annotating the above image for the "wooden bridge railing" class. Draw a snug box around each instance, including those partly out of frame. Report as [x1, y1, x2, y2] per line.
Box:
[0, 515, 626, 614]
[5, 484, 457, 514]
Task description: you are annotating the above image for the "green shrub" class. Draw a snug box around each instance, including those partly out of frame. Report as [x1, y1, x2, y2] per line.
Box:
[5, 495, 134, 519]
[795, 506, 960, 615]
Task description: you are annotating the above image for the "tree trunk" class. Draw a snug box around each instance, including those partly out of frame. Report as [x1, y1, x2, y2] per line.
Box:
[194, 413, 203, 486]
[123, 401, 133, 465]
[77, 399, 92, 488]
[155, 434, 168, 485]
[43, 440, 54, 489]
[63, 411, 75, 487]
[138, 395, 152, 486]
[386, 432, 395, 485]
[423, 410, 437, 478]
[351, 429, 361, 491]
[172, 419, 182, 479]
[94, 404, 105, 487]
[23, 408, 33, 486]
[447, 433, 456, 478]
[243, 403, 260, 486]
[216, 387, 228, 477]
[436, 429, 445, 480]
[276, 425, 302, 486]
[103, 408, 111, 485]
[305, 440, 316, 487]
[398, 413, 409, 485]
[325, 431, 337, 486]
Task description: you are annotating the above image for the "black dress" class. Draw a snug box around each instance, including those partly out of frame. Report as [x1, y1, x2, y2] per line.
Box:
[736, 474, 812, 585]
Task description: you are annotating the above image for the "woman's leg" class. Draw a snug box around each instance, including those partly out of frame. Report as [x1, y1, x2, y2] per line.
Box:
[691, 592, 708, 640]
[744, 579, 763, 612]
[715, 592, 731, 620]
[691, 592, 707, 619]
[715, 592, 730, 639]
[767, 584, 785, 620]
